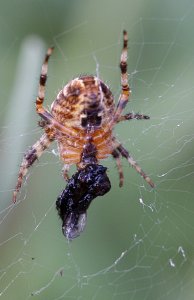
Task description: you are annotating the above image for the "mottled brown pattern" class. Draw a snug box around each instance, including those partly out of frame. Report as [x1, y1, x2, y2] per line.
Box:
[46, 75, 115, 167]
[51, 76, 114, 129]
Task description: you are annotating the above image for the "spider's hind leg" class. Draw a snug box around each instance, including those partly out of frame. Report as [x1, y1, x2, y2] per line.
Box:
[112, 138, 155, 188]
[112, 149, 124, 187]
[13, 133, 53, 202]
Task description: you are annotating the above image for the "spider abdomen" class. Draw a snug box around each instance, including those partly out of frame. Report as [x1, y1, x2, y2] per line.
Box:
[51, 75, 115, 129]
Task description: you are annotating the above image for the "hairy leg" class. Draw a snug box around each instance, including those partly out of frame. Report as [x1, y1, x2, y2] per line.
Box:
[113, 30, 131, 123]
[112, 138, 155, 188]
[36, 47, 80, 138]
[112, 149, 124, 187]
[13, 134, 53, 202]
[116, 112, 150, 123]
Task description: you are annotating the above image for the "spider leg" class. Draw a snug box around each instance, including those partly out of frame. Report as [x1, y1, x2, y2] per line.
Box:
[116, 112, 150, 123]
[112, 138, 155, 188]
[62, 164, 70, 181]
[112, 149, 124, 187]
[113, 30, 131, 123]
[35, 47, 61, 127]
[36, 47, 79, 138]
[36, 47, 54, 111]
[13, 133, 53, 202]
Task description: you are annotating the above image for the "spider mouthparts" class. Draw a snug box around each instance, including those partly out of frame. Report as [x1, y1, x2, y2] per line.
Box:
[56, 164, 111, 239]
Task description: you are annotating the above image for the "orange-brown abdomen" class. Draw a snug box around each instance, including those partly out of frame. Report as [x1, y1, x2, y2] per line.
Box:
[50, 75, 115, 166]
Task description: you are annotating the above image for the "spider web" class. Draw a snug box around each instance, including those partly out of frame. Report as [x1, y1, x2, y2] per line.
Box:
[1, 0, 194, 299]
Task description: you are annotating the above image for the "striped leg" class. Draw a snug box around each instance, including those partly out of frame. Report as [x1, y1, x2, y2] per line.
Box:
[112, 149, 124, 187]
[36, 47, 54, 114]
[35, 47, 58, 125]
[112, 138, 155, 188]
[116, 112, 150, 123]
[113, 30, 131, 123]
[13, 134, 52, 202]
[36, 47, 80, 138]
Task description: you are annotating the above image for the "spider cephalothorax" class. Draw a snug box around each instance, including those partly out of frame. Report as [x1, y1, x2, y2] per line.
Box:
[13, 31, 154, 238]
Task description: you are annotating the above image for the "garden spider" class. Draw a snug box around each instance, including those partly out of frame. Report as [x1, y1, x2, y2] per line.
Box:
[13, 31, 154, 237]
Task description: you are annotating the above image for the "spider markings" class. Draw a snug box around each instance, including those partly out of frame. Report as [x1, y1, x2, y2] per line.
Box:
[51, 75, 115, 166]
[13, 31, 154, 218]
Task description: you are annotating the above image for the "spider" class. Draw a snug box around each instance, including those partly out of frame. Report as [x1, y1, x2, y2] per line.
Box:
[13, 30, 154, 213]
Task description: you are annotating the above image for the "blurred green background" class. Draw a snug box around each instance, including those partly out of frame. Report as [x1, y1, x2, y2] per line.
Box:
[1, 0, 194, 299]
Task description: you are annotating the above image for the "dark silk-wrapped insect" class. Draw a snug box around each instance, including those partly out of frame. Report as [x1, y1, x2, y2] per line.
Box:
[56, 164, 111, 239]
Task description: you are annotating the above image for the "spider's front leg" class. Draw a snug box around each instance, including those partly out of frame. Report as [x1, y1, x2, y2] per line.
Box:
[13, 133, 53, 202]
[36, 47, 79, 138]
[113, 30, 131, 123]
[113, 31, 150, 126]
